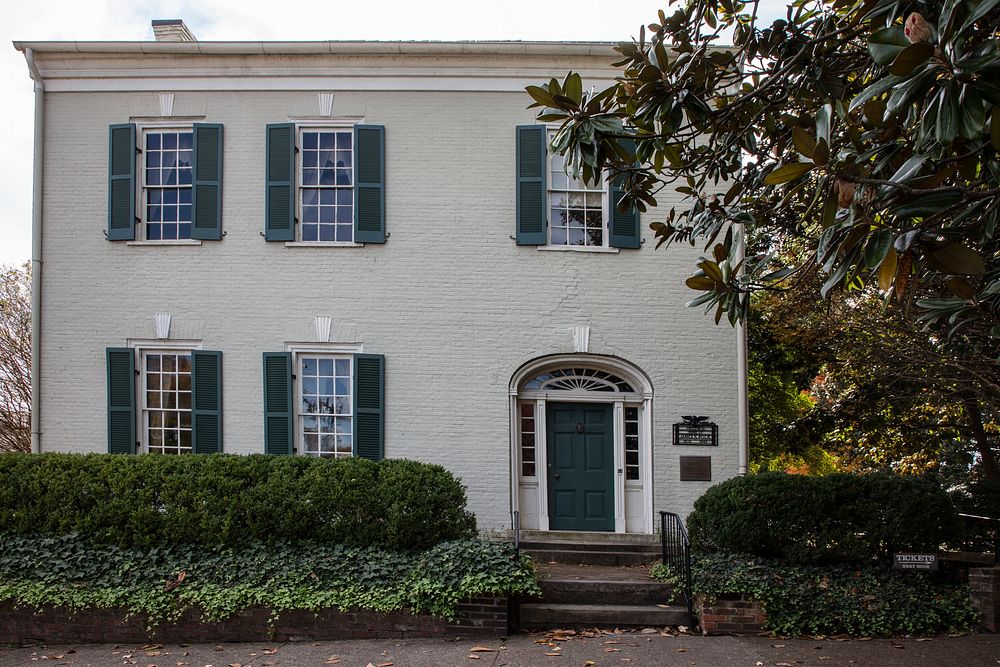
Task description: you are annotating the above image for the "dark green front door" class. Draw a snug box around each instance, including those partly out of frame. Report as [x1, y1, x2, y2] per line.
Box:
[547, 402, 614, 531]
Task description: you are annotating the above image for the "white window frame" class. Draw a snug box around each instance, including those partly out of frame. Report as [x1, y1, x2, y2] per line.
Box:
[541, 129, 613, 252]
[131, 123, 201, 246]
[285, 342, 364, 457]
[127, 339, 203, 455]
[289, 123, 363, 248]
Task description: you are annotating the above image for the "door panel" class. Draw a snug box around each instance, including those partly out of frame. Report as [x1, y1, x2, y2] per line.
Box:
[547, 402, 614, 531]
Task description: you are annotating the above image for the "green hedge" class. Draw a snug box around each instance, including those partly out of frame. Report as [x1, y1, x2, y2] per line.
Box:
[687, 472, 957, 563]
[690, 552, 978, 636]
[0, 532, 539, 625]
[0, 454, 476, 550]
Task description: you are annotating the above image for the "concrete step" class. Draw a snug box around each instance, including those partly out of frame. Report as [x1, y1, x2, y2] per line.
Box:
[519, 530, 659, 545]
[519, 603, 689, 628]
[520, 540, 660, 554]
[524, 548, 659, 566]
[537, 578, 679, 606]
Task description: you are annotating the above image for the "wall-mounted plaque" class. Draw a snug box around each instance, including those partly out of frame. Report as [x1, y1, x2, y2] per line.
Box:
[673, 416, 718, 446]
[679, 456, 712, 481]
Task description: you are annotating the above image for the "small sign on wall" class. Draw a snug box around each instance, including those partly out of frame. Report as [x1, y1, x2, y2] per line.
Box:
[893, 553, 939, 570]
[673, 416, 718, 446]
[679, 456, 712, 481]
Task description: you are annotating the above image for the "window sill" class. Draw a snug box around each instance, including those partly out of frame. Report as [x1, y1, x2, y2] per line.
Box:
[536, 245, 619, 254]
[284, 242, 364, 248]
[126, 240, 203, 246]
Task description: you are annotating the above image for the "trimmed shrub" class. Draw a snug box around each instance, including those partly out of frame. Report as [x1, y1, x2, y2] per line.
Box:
[692, 552, 978, 636]
[0, 453, 476, 550]
[687, 472, 957, 563]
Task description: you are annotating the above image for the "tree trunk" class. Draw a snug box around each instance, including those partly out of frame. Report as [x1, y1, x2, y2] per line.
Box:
[964, 397, 999, 480]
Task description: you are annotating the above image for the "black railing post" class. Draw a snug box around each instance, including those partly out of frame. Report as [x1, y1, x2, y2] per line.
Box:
[511, 510, 521, 633]
[658, 510, 695, 629]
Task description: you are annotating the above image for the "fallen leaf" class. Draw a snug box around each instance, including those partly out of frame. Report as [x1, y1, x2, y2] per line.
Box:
[323, 657, 341, 665]
[640, 628, 658, 634]
[470, 647, 495, 653]
[916, 638, 932, 642]
[604, 640, 621, 645]
[467, 656, 480, 661]
[263, 649, 279, 655]
[605, 648, 621, 653]
[585, 662, 596, 666]
[677, 648, 688, 653]
[775, 663, 795, 666]
[227, 664, 242, 667]
[544, 653, 562, 657]
[376, 663, 394, 667]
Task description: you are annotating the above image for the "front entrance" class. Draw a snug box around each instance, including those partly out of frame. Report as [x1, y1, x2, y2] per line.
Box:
[546, 402, 614, 531]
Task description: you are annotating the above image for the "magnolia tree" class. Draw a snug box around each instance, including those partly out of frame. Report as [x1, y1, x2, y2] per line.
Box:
[528, 0, 1000, 345]
[0, 263, 30, 453]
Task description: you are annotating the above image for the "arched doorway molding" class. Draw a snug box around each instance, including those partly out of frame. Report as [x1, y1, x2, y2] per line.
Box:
[509, 353, 654, 534]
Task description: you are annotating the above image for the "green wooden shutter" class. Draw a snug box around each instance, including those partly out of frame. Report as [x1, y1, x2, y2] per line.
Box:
[353, 354, 384, 461]
[191, 350, 223, 453]
[106, 348, 136, 454]
[516, 125, 547, 245]
[609, 139, 641, 249]
[265, 123, 296, 241]
[192, 123, 224, 240]
[107, 124, 137, 241]
[354, 125, 386, 244]
[262, 352, 293, 455]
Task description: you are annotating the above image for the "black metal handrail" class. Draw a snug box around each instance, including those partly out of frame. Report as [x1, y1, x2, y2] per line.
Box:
[510, 510, 521, 633]
[957, 512, 1000, 565]
[659, 510, 694, 628]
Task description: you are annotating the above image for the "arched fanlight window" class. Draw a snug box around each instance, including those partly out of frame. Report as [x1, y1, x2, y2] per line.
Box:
[522, 367, 635, 393]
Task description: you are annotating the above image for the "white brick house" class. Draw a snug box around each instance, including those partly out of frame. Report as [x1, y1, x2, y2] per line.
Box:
[16, 21, 747, 534]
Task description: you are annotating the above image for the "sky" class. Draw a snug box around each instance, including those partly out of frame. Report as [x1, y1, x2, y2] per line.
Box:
[0, 0, 787, 266]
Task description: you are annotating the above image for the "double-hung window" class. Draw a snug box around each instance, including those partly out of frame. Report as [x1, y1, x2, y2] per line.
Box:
[107, 122, 224, 242]
[264, 123, 386, 245]
[143, 129, 193, 241]
[105, 346, 223, 455]
[515, 124, 641, 249]
[262, 350, 384, 459]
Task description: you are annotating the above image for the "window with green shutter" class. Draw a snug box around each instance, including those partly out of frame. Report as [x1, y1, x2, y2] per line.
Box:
[106, 348, 136, 453]
[107, 123, 226, 242]
[265, 123, 386, 244]
[516, 125, 547, 245]
[262, 352, 294, 455]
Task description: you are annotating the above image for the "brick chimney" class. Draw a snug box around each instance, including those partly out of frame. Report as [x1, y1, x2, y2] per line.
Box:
[151, 19, 197, 42]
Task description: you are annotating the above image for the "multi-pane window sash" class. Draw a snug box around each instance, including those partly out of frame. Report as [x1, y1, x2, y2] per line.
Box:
[143, 351, 193, 454]
[299, 356, 353, 457]
[144, 130, 193, 240]
[299, 130, 354, 242]
[548, 132, 606, 247]
[519, 402, 536, 477]
[625, 406, 640, 480]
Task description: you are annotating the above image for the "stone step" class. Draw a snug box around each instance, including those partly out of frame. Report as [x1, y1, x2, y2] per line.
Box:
[537, 578, 679, 606]
[519, 603, 690, 628]
[519, 530, 659, 545]
[520, 540, 661, 554]
[524, 548, 659, 567]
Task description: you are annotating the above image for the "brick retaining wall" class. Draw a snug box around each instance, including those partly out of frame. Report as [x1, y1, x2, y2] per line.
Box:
[0, 597, 508, 644]
[697, 594, 766, 635]
[970, 567, 1000, 633]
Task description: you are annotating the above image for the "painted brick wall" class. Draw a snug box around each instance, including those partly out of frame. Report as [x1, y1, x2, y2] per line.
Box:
[36, 59, 740, 531]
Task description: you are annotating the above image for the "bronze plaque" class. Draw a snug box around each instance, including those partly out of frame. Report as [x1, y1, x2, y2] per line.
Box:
[679, 456, 712, 481]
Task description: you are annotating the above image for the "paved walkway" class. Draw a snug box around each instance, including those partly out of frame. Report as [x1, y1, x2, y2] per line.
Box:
[1, 631, 997, 667]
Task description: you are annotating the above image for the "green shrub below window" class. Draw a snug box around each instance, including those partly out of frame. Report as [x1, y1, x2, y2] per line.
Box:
[686, 552, 978, 637]
[0, 533, 538, 626]
[0, 454, 476, 551]
[686, 472, 957, 563]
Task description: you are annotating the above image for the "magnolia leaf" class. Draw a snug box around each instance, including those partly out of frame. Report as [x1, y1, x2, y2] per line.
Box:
[686, 276, 717, 291]
[895, 251, 912, 302]
[878, 246, 898, 292]
[698, 260, 726, 284]
[525, 85, 558, 108]
[868, 26, 909, 66]
[928, 243, 987, 275]
[946, 277, 976, 300]
[791, 126, 817, 158]
[763, 162, 813, 185]
[713, 243, 727, 263]
[813, 138, 830, 167]
[564, 73, 583, 105]
[888, 43, 935, 76]
[993, 107, 1000, 150]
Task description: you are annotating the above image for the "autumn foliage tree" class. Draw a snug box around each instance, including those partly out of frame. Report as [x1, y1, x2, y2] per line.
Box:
[0, 263, 30, 453]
